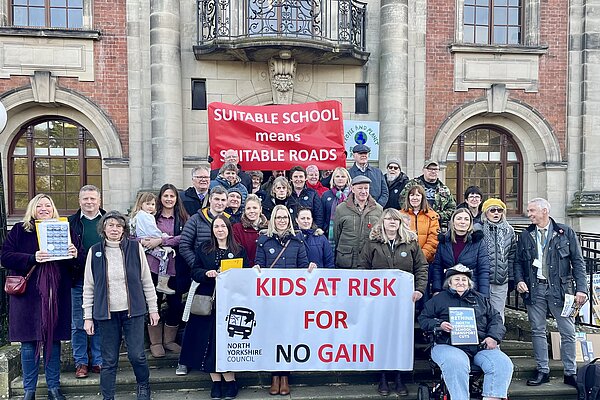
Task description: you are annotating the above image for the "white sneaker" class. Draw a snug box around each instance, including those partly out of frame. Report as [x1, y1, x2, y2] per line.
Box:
[175, 364, 188, 376]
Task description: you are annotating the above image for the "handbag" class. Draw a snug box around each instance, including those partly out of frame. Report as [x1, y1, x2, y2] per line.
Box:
[4, 264, 38, 295]
[190, 288, 215, 316]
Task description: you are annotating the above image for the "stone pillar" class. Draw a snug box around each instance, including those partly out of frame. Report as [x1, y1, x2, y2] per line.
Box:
[150, 0, 183, 188]
[379, 0, 409, 167]
[567, 0, 600, 231]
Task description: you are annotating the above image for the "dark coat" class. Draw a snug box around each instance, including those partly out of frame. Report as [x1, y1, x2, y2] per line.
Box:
[384, 173, 409, 210]
[418, 288, 505, 357]
[431, 230, 490, 296]
[68, 208, 106, 283]
[357, 232, 429, 294]
[261, 195, 290, 221]
[476, 220, 516, 286]
[179, 243, 249, 373]
[514, 218, 587, 306]
[255, 232, 309, 269]
[287, 187, 324, 229]
[1, 222, 84, 342]
[321, 187, 350, 239]
[179, 208, 230, 269]
[299, 229, 335, 268]
[180, 186, 209, 217]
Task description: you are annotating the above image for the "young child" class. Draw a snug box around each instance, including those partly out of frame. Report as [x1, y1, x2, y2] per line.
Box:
[130, 192, 175, 294]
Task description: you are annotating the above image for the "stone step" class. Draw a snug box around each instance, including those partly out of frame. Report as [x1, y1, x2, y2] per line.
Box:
[10, 379, 577, 400]
[10, 354, 572, 396]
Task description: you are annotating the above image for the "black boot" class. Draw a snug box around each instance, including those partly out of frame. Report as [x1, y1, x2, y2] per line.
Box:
[47, 388, 65, 400]
[210, 381, 222, 400]
[223, 380, 238, 400]
[377, 372, 390, 396]
[395, 372, 408, 396]
[23, 391, 35, 400]
[136, 382, 151, 400]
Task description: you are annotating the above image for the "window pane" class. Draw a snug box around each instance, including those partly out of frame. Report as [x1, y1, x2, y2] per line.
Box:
[14, 175, 29, 191]
[66, 159, 79, 174]
[86, 159, 101, 175]
[464, 6, 475, 24]
[50, 0, 67, 5]
[87, 176, 102, 190]
[465, 0, 476, 4]
[494, 7, 507, 24]
[14, 158, 28, 174]
[494, 27, 507, 44]
[13, 0, 27, 5]
[50, 176, 65, 191]
[31, 0, 45, 5]
[476, 26, 489, 44]
[67, 193, 79, 210]
[476, 8, 489, 25]
[35, 175, 50, 192]
[51, 9, 67, 28]
[15, 193, 29, 209]
[495, 0, 508, 5]
[507, 151, 518, 161]
[68, 9, 83, 28]
[508, 0, 519, 5]
[13, 7, 28, 26]
[52, 193, 67, 210]
[69, 0, 83, 6]
[35, 158, 50, 174]
[508, 8, 520, 24]
[476, 0, 487, 5]
[464, 26, 475, 43]
[14, 146, 27, 156]
[66, 176, 80, 192]
[50, 148, 64, 156]
[51, 159, 65, 174]
[508, 27, 520, 44]
[29, 8, 45, 27]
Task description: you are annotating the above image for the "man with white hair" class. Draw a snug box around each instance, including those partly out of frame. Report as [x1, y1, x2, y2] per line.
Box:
[514, 197, 587, 388]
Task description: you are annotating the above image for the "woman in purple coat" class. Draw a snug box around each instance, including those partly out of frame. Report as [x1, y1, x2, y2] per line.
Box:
[1, 194, 82, 400]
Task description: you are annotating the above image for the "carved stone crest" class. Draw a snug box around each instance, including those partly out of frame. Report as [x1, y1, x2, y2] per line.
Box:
[269, 56, 297, 105]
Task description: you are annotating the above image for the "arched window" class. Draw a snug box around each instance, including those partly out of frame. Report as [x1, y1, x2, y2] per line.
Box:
[445, 125, 523, 214]
[9, 118, 102, 215]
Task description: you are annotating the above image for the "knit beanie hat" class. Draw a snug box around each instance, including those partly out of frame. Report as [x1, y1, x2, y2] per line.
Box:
[482, 198, 506, 212]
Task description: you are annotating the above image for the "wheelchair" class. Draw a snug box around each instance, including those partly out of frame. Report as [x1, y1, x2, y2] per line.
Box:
[417, 328, 485, 400]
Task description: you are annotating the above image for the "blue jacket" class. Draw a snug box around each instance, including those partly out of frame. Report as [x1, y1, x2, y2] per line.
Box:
[287, 187, 324, 229]
[255, 232, 309, 269]
[348, 163, 389, 207]
[299, 229, 335, 268]
[431, 230, 490, 296]
[514, 218, 587, 306]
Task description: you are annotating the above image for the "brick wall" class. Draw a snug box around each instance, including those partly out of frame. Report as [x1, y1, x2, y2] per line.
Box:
[0, 0, 129, 155]
[425, 0, 568, 158]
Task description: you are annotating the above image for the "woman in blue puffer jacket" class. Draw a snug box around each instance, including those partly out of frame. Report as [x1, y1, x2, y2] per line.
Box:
[254, 204, 310, 396]
[295, 207, 334, 268]
[431, 208, 490, 296]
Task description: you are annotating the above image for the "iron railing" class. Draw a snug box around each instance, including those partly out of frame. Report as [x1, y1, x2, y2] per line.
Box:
[508, 225, 600, 327]
[197, 0, 367, 50]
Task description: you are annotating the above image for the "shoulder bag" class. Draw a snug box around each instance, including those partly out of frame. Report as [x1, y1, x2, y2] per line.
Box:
[4, 264, 38, 295]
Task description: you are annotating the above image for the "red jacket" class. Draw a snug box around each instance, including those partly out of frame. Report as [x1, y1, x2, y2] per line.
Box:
[232, 214, 268, 265]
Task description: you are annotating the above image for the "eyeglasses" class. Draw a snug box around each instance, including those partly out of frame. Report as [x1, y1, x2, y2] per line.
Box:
[426, 168, 440, 172]
[193, 176, 210, 181]
[488, 208, 504, 214]
[387, 165, 400, 170]
[467, 195, 482, 200]
[274, 216, 289, 221]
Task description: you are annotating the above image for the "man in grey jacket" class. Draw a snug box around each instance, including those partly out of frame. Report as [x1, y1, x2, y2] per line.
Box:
[515, 198, 587, 388]
[348, 144, 388, 207]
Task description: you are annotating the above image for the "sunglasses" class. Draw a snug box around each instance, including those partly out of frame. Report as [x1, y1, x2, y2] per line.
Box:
[387, 165, 399, 170]
[488, 208, 504, 214]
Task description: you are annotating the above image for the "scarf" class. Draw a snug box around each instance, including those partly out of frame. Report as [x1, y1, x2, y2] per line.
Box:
[37, 261, 61, 363]
[483, 219, 512, 264]
[328, 186, 350, 242]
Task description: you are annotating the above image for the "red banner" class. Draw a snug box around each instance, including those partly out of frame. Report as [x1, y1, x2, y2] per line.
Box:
[208, 101, 346, 170]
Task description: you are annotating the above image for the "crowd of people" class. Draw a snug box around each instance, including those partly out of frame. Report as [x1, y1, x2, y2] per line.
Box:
[0, 144, 588, 400]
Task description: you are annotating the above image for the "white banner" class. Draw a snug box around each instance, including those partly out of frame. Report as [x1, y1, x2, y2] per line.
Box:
[215, 268, 415, 372]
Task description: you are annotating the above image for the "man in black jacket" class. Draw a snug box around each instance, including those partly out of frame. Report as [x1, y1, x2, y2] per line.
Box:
[180, 166, 211, 216]
[68, 185, 106, 379]
[515, 198, 587, 388]
[383, 159, 409, 210]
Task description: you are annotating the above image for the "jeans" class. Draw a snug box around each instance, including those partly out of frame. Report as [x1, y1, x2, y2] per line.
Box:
[489, 283, 508, 322]
[72, 282, 102, 366]
[21, 341, 61, 391]
[97, 312, 150, 399]
[431, 344, 513, 400]
[527, 282, 576, 375]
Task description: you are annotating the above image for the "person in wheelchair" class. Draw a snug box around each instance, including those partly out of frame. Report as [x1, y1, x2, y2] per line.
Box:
[418, 264, 513, 400]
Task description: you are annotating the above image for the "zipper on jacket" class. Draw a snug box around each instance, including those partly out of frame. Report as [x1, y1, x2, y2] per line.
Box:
[121, 246, 132, 318]
[103, 245, 111, 319]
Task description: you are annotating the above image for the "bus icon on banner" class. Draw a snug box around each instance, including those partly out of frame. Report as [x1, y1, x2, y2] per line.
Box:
[226, 307, 256, 339]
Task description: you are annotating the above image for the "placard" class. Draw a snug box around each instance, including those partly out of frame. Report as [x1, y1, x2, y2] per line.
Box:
[215, 269, 415, 371]
[36, 218, 72, 261]
[448, 307, 479, 345]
